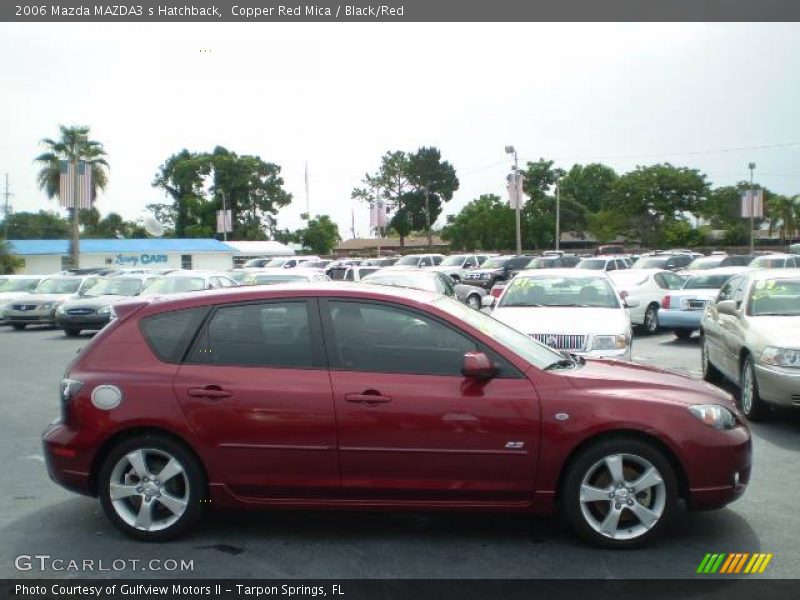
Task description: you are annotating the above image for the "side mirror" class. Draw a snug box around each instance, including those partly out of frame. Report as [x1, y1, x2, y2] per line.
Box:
[481, 296, 496, 308]
[462, 351, 498, 380]
[624, 296, 640, 308]
[717, 299, 739, 316]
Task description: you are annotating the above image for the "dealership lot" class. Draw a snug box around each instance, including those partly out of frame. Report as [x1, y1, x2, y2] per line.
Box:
[1, 326, 799, 579]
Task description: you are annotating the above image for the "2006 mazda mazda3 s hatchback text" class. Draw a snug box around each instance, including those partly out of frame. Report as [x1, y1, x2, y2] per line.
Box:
[43, 283, 751, 547]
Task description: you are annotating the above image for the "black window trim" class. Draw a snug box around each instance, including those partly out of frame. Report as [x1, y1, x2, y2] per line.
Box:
[183, 298, 327, 370]
[318, 297, 524, 379]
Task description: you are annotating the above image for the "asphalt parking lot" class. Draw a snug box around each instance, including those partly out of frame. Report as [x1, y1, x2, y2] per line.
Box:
[1, 326, 799, 579]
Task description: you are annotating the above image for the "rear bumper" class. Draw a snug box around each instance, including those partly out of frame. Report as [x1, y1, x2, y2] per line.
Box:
[754, 364, 800, 408]
[658, 310, 703, 330]
[42, 421, 96, 497]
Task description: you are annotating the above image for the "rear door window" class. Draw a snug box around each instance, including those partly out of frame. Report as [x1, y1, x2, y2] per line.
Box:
[140, 307, 209, 363]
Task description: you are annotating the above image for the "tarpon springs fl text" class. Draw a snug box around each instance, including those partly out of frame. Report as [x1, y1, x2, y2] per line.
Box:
[32, 4, 406, 19]
[16, 583, 342, 597]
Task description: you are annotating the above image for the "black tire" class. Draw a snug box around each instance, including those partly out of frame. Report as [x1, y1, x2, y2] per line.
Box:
[641, 304, 659, 335]
[63, 327, 81, 337]
[466, 294, 481, 310]
[674, 329, 693, 341]
[701, 334, 723, 384]
[739, 355, 769, 421]
[11, 323, 26, 331]
[98, 434, 207, 542]
[562, 437, 678, 549]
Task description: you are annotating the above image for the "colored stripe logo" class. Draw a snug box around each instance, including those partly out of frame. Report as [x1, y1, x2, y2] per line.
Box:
[697, 553, 773, 574]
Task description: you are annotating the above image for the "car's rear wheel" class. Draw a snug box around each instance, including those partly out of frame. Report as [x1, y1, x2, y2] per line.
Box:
[701, 334, 723, 384]
[740, 355, 768, 421]
[11, 323, 26, 331]
[63, 327, 81, 337]
[563, 438, 677, 548]
[466, 294, 481, 310]
[674, 329, 693, 341]
[642, 304, 659, 335]
[99, 435, 206, 541]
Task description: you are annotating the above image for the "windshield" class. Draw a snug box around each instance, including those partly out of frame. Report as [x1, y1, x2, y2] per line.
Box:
[142, 277, 205, 295]
[751, 256, 787, 268]
[683, 274, 733, 289]
[362, 272, 437, 292]
[633, 257, 667, 269]
[35, 278, 82, 294]
[441, 255, 467, 266]
[249, 274, 308, 285]
[499, 275, 620, 308]
[576, 259, 607, 270]
[688, 257, 724, 270]
[749, 278, 800, 316]
[481, 258, 508, 269]
[526, 258, 557, 268]
[0, 278, 40, 292]
[264, 258, 289, 267]
[396, 255, 421, 266]
[432, 295, 562, 369]
[85, 277, 144, 297]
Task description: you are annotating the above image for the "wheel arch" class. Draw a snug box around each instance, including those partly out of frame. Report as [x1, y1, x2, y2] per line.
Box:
[89, 426, 208, 496]
[554, 429, 690, 504]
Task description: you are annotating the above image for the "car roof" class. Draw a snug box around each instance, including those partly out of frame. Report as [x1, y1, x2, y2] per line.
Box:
[752, 253, 794, 259]
[608, 268, 667, 277]
[683, 266, 752, 277]
[515, 268, 610, 279]
[746, 268, 800, 281]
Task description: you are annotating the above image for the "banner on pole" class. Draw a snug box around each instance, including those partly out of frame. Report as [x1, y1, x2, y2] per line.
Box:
[216, 209, 233, 233]
[741, 189, 764, 218]
[59, 161, 93, 209]
[370, 200, 388, 229]
[507, 173, 525, 209]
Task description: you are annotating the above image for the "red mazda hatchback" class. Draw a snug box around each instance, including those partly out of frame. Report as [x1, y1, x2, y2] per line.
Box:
[43, 284, 751, 547]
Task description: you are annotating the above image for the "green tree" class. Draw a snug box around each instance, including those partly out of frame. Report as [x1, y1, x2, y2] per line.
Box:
[559, 163, 618, 213]
[441, 194, 516, 251]
[766, 194, 799, 244]
[296, 215, 341, 255]
[34, 125, 109, 204]
[152, 150, 211, 237]
[0, 241, 23, 274]
[4, 211, 70, 239]
[353, 151, 412, 246]
[586, 209, 629, 244]
[406, 147, 460, 245]
[80, 208, 147, 239]
[609, 163, 710, 248]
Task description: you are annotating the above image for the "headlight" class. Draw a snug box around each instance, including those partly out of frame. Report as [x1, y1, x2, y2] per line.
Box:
[480, 273, 491, 279]
[40, 302, 55, 310]
[56, 305, 67, 315]
[688, 404, 737, 430]
[591, 334, 628, 351]
[97, 306, 112, 316]
[108, 306, 118, 321]
[761, 346, 800, 368]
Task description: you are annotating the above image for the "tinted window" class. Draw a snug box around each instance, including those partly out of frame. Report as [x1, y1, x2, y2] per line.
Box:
[140, 307, 209, 364]
[199, 302, 314, 368]
[326, 301, 476, 376]
[507, 257, 532, 270]
[662, 272, 685, 290]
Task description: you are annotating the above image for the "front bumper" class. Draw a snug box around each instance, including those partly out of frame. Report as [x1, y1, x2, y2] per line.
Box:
[56, 314, 110, 330]
[658, 309, 703, 331]
[754, 363, 800, 408]
[5, 308, 57, 325]
[685, 426, 752, 510]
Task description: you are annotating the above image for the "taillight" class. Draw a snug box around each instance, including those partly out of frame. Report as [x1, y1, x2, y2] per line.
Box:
[60, 378, 84, 420]
[662, 295, 671, 309]
[491, 285, 505, 298]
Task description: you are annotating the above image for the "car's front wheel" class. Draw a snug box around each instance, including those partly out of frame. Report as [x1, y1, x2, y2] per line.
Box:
[98, 434, 207, 541]
[11, 323, 26, 331]
[63, 327, 81, 337]
[740, 355, 769, 421]
[562, 438, 677, 548]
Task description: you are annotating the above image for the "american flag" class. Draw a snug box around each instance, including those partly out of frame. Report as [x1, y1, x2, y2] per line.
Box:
[59, 160, 93, 209]
[370, 200, 388, 229]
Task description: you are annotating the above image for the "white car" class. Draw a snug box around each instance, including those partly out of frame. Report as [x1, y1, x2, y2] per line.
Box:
[427, 253, 487, 281]
[486, 269, 639, 360]
[241, 267, 331, 285]
[3, 275, 99, 330]
[608, 269, 686, 334]
[0, 275, 45, 324]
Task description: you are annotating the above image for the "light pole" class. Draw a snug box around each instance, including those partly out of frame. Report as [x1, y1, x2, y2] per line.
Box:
[555, 177, 561, 251]
[748, 162, 756, 254]
[423, 184, 432, 248]
[506, 145, 521, 254]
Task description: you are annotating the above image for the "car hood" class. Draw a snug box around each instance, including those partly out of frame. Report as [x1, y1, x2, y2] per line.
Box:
[748, 316, 800, 348]
[0, 291, 32, 302]
[428, 265, 460, 273]
[60, 295, 133, 310]
[492, 306, 628, 335]
[560, 358, 736, 408]
[9, 293, 77, 304]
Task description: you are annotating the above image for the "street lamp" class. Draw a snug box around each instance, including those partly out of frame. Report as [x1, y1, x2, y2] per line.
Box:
[748, 162, 756, 254]
[71, 134, 88, 269]
[506, 145, 521, 254]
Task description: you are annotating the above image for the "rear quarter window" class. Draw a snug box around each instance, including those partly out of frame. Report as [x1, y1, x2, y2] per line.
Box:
[139, 307, 209, 363]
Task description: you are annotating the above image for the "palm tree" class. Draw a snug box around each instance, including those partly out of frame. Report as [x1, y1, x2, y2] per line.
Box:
[767, 194, 799, 244]
[34, 125, 109, 204]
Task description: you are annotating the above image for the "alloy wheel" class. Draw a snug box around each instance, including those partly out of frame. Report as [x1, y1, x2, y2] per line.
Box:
[108, 448, 190, 532]
[578, 453, 666, 541]
[741, 361, 754, 415]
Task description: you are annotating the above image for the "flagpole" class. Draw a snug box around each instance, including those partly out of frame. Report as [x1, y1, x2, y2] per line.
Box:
[71, 157, 80, 268]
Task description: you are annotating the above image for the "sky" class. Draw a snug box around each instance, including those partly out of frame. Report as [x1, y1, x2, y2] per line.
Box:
[1, 22, 799, 239]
